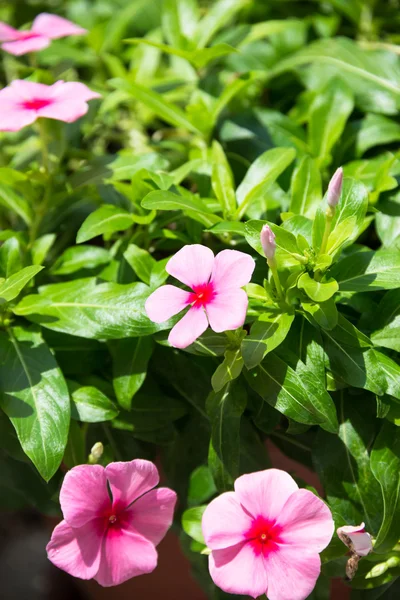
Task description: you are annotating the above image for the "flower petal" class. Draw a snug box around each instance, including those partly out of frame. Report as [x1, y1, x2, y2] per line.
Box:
[128, 487, 177, 546]
[168, 305, 208, 348]
[166, 244, 214, 289]
[211, 249, 255, 290]
[60, 464, 110, 528]
[276, 489, 334, 552]
[206, 288, 248, 333]
[0, 105, 37, 132]
[0, 23, 19, 42]
[2, 36, 49, 56]
[145, 285, 192, 323]
[234, 469, 298, 521]
[209, 542, 268, 599]
[337, 523, 372, 556]
[46, 519, 105, 580]
[202, 491, 253, 550]
[32, 13, 87, 38]
[50, 81, 101, 103]
[264, 546, 321, 600]
[106, 459, 159, 512]
[94, 528, 157, 587]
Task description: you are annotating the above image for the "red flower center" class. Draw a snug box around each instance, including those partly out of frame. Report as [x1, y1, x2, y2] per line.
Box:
[245, 516, 282, 556]
[19, 31, 41, 41]
[21, 98, 53, 111]
[189, 282, 215, 308]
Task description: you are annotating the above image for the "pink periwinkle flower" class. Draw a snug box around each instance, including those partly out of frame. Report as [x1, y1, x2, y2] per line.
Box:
[260, 224, 276, 260]
[337, 523, 373, 557]
[0, 80, 100, 132]
[327, 167, 343, 208]
[46, 460, 177, 587]
[0, 13, 86, 56]
[202, 469, 334, 600]
[145, 244, 255, 349]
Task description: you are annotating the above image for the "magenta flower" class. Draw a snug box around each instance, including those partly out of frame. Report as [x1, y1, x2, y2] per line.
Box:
[0, 13, 86, 56]
[337, 523, 373, 557]
[145, 244, 255, 349]
[0, 80, 100, 132]
[202, 469, 334, 600]
[46, 460, 177, 587]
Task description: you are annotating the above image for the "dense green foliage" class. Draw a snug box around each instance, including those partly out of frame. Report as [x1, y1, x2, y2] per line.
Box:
[1, 0, 400, 597]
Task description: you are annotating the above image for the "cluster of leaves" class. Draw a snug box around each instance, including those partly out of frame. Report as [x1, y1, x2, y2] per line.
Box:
[1, 0, 400, 597]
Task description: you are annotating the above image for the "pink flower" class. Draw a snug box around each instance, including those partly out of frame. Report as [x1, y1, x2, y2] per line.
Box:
[145, 244, 255, 349]
[260, 224, 276, 260]
[0, 13, 86, 56]
[46, 460, 177, 587]
[202, 469, 334, 600]
[0, 80, 100, 132]
[337, 523, 373, 557]
[327, 167, 343, 208]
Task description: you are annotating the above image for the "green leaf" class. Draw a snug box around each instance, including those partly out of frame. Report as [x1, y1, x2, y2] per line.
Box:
[0, 182, 33, 225]
[142, 190, 222, 227]
[188, 465, 217, 506]
[63, 420, 86, 469]
[182, 506, 207, 544]
[0, 326, 70, 481]
[51, 246, 110, 275]
[314, 393, 384, 537]
[0, 237, 22, 278]
[245, 220, 302, 267]
[207, 381, 247, 490]
[14, 278, 166, 339]
[298, 273, 339, 303]
[246, 353, 338, 432]
[242, 310, 294, 369]
[330, 250, 400, 292]
[302, 298, 338, 330]
[113, 389, 187, 432]
[356, 114, 400, 157]
[31, 234, 56, 266]
[371, 290, 400, 352]
[124, 244, 156, 285]
[290, 156, 322, 219]
[108, 337, 154, 410]
[370, 422, 400, 553]
[109, 78, 201, 134]
[235, 147, 296, 219]
[0, 265, 43, 304]
[126, 39, 236, 69]
[69, 381, 119, 423]
[194, 0, 248, 48]
[211, 141, 237, 219]
[308, 78, 354, 167]
[211, 348, 244, 393]
[76, 205, 134, 244]
[162, 0, 199, 48]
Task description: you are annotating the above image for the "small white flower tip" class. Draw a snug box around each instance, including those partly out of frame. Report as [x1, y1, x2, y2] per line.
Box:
[260, 224, 276, 260]
[327, 167, 343, 208]
[337, 523, 373, 557]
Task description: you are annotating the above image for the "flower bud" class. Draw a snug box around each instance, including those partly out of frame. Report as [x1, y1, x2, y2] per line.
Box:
[89, 442, 104, 463]
[337, 522, 373, 557]
[327, 167, 343, 208]
[260, 224, 276, 260]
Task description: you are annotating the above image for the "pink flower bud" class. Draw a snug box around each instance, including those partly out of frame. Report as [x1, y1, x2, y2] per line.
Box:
[327, 167, 343, 208]
[260, 224, 276, 260]
[337, 523, 373, 557]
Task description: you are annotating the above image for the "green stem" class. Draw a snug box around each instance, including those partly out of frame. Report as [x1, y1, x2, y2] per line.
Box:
[319, 206, 334, 257]
[37, 118, 50, 173]
[267, 257, 283, 300]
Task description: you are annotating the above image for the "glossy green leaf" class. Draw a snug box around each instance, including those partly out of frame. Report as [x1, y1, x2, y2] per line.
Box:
[245, 220, 302, 267]
[0, 265, 43, 304]
[69, 381, 119, 423]
[211, 348, 244, 393]
[182, 506, 207, 544]
[31, 234, 56, 266]
[211, 141, 236, 219]
[371, 290, 400, 352]
[76, 205, 134, 244]
[356, 114, 400, 157]
[290, 156, 322, 219]
[126, 39, 236, 68]
[108, 337, 154, 410]
[51, 246, 110, 275]
[242, 310, 295, 369]
[302, 298, 338, 330]
[331, 250, 400, 292]
[0, 183, 33, 225]
[124, 244, 156, 285]
[0, 326, 70, 481]
[142, 190, 222, 227]
[0, 238, 22, 278]
[298, 273, 339, 303]
[14, 278, 165, 339]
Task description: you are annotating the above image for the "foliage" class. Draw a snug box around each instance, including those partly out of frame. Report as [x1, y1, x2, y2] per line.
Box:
[0, 0, 400, 598]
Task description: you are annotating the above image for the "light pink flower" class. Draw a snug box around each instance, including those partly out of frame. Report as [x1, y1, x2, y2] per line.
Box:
[337, 523, 373, 557]
[260, 224, 276, 259]
[145, 244, 255, 349]
[0, 13, 86, 56]
[0, 80, 100, 132]
[202, 469, 334, 600]
[327, 167, 343, 208]
[46, 460, 177, 587]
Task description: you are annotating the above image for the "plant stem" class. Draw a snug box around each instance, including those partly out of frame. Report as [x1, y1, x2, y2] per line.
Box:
[319, 206, 335, 257]
[267, 257, 283, 300]
[37, 118, 50, 173]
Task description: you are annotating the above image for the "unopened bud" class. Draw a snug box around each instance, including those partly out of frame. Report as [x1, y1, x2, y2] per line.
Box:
[260, 224, 276, 260]
[327, 167, 343, 208]
[337, 523, 373, 557]
[89, 442, 104, 464]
